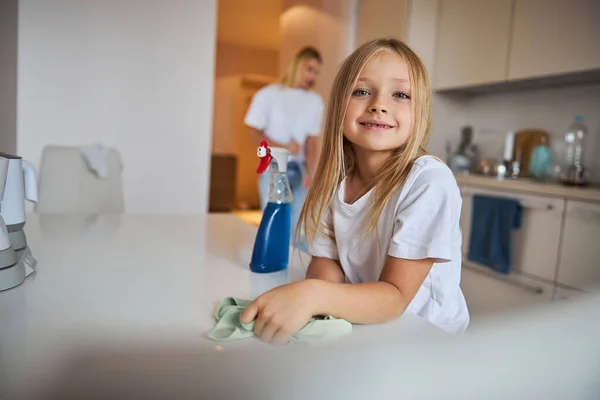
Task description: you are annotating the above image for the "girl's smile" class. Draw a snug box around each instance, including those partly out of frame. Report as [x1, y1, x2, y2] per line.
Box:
[358, 119, 396, 130]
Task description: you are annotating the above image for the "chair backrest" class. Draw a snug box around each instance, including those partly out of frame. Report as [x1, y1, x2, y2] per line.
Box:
[36, 145, 125, 214]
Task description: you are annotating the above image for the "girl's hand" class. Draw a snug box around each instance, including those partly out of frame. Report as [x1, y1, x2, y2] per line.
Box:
[240, 280, 319, 345]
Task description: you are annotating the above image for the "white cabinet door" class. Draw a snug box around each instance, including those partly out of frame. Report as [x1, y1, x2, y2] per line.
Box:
[459, 186, 564, 282]
[434, 0, 512, 90]
[508, 0, 600, 80]
[461, 267, 553, 315]
[556, 200, 600, 290]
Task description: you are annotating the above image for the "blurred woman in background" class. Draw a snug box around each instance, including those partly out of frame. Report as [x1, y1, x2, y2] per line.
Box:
[244, 46, 324, 250]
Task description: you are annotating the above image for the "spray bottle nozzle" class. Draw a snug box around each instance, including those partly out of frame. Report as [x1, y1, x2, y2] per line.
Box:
[256, 141, 272, 174]
[256, 141, 289, 174]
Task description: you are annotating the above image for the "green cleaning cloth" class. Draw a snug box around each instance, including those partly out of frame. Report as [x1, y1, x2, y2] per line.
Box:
[207, 297, 352, 344]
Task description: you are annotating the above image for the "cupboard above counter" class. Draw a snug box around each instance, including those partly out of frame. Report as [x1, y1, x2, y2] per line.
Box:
[433, 0, 600, 92]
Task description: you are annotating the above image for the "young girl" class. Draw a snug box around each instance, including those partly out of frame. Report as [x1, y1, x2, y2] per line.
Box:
[241, 38, 470, 343]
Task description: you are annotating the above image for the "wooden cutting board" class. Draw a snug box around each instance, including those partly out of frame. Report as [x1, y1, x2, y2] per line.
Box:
[513, 129, 550, 176]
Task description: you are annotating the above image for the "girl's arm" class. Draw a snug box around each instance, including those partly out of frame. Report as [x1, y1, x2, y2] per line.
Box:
[306, 256, 345, 284]
[241, 256, 433, 345]
[309, 256, 434, 324]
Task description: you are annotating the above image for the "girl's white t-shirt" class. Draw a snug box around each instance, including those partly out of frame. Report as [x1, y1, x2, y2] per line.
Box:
[310, 155, 470, 334]
[244, 84, 324, 164]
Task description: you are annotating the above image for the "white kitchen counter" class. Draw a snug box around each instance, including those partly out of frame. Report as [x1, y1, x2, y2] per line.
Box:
[455, 173, 600, 203]
[0, 213, 442, 398]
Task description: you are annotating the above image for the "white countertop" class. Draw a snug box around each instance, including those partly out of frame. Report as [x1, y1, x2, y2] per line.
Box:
[2, 213, 599, 398]
[0, 213, 441, 398]
[455, 173, 600, 203]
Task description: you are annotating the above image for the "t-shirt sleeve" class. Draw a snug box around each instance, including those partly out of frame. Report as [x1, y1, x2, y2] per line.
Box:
[308, 207, 339, 260]
[388, 164, 461, 263]
[307, 96, 324, 137]
[244, 87, 270, 131]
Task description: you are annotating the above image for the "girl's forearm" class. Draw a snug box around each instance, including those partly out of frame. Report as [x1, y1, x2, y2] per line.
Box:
[306, 257, 345, 283]
[307, 279, 406, 324]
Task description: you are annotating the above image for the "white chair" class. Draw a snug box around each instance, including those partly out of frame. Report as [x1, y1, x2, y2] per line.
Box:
[36, 145, 125, 214]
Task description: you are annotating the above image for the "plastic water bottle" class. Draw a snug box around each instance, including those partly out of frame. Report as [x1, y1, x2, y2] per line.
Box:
[250, 144, 293, 273]
[563, 115, 588, 185]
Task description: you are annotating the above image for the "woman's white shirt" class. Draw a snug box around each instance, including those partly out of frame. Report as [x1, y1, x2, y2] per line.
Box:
[244, 83, 324, 164]
[310, 155, 470, 334]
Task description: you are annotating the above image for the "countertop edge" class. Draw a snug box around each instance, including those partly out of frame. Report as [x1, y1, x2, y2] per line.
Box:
[454, 174, 600, 203]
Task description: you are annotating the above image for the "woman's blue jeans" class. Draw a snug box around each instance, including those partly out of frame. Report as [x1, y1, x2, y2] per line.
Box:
[258, 162, 308, 253]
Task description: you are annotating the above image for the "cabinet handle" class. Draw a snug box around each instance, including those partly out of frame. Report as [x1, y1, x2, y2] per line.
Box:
[520, 202, 554, 211]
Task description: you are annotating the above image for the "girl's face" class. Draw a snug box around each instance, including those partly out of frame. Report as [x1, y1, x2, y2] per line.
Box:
[298, 58, 321, 89]
[343, 50, 412, 153]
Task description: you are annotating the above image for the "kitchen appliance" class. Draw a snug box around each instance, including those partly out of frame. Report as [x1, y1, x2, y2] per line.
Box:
[0, 157, 16, 268]
[450, 126, 479, 173]
[0, 153, 38, 292]
[0, 153, 38, 250]
[0, 156, 36, 292]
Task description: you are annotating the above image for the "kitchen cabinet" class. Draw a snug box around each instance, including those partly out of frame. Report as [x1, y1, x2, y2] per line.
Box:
[433, 0, 513, 90]
[556, 200, 600, 291]
[459, 186, 564, 283]
[508, 0, 600, 81]
[461, 266, 554, 315]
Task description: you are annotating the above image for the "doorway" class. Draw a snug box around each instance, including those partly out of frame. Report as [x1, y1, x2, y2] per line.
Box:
[209, 0, 282, 216]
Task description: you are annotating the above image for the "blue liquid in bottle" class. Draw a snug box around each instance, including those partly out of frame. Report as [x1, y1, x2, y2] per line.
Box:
[250, 202, 291, 273]
[250, 152, 293, 274]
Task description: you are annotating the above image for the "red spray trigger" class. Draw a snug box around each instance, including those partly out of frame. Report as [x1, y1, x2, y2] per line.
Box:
[256, 140, 273, 174]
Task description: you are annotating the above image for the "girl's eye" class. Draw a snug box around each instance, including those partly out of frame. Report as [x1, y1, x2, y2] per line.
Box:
[352, 89, 369, 97]
[393, 92, 411, 99]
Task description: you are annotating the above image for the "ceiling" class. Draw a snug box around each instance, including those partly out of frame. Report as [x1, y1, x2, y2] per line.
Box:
[217, 0, 283, 51]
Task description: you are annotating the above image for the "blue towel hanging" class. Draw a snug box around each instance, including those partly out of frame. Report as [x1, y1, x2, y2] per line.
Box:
[467, 195, 523, 274]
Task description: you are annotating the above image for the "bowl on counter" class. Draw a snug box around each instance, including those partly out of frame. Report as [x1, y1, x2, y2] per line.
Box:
[475, 158, 501, 176]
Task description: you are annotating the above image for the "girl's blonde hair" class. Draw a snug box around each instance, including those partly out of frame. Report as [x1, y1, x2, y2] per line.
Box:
[281, 46, 322, 88]
[296, 38, 432, 246]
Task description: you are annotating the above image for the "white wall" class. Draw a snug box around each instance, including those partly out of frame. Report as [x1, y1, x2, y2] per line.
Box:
[18, 0, 217, 214]
[465, 84, 600, 182]
[0, 0, 18, 155]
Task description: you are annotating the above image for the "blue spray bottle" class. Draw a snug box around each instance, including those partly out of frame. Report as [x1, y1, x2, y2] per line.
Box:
[250, 142, 293, 273]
